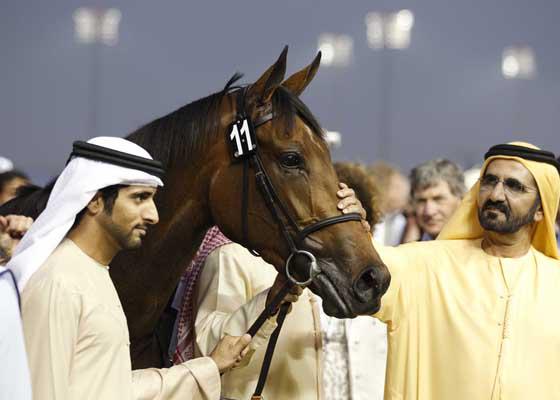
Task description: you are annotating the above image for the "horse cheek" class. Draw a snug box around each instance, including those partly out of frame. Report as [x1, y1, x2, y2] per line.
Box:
[207, 167, 243, 241]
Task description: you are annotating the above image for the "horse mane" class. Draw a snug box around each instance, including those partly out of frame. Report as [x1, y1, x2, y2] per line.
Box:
[127, 74, 325, 169]
[0, 74, 326, 219]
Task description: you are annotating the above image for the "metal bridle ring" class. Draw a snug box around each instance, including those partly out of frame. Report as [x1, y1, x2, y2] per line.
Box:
[285, 250, 320, 286]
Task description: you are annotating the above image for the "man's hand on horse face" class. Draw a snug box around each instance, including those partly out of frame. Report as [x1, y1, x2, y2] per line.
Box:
[337, 182, 371, 233]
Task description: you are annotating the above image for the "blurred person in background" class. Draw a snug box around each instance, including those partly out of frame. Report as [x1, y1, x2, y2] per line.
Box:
[172, 162, 385, 400]
[0, 170, 30, 206]
[0, 215, 33, 265]
[368, 162, 410, 245]
[335, 162, 381, 233]
[401, 159, 466, 243]
[1, 214, 33, 400]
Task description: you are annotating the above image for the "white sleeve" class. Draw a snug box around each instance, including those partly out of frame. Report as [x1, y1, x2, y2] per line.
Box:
[0, 269, 32, 400]
[131, 357, 221, 400]
[194, 245, 278, 360]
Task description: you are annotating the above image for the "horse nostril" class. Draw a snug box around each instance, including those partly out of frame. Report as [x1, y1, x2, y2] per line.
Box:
[353, 267, 379, 303]
[356, 270, 375, 291]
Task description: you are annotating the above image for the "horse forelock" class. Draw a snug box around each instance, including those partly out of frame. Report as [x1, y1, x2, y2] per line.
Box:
[272, 86, 325, 142]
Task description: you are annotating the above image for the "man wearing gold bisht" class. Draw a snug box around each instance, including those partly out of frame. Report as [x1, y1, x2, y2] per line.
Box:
[371, 142, 560, 399]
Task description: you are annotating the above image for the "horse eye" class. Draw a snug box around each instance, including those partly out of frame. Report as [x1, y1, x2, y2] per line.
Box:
[280, 152, 303, 168]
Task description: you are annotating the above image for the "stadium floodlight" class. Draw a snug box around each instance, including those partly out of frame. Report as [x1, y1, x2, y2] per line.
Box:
[73, 8, 97, 44]
[73, 7, 122, 46]
[502, 46, 536, 79]
[317, 33, 354, 67]
[365, 13, 385, 49]
[366, 9, 415, 50]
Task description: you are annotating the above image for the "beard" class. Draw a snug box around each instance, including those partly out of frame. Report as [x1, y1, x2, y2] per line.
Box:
[109, 222, 146, 250]
[478, 198, 540, 234]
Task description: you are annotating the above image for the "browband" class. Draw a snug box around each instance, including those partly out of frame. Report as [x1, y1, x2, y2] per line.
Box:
[484, 144, 560, 173]
[67, 141, 166, 178]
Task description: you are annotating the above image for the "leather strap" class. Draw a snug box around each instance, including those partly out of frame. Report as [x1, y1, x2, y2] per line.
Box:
[252, 303, 290, 398]
[247, 281, 293, 337]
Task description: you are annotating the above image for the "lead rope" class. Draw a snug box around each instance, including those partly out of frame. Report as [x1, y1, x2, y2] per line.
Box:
[244, 280, 294, 399]
[250, 302, 290, 400]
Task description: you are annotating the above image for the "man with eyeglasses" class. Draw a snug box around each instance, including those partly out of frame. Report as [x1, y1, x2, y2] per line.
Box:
[367, 142, 560, 400]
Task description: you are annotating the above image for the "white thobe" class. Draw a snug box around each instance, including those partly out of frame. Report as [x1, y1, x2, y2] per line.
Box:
[21, 239, 221, 400]
[195, 242, 387, 400]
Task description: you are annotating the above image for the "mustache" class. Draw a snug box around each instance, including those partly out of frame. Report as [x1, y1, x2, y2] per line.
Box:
[482, 200, 510, 217]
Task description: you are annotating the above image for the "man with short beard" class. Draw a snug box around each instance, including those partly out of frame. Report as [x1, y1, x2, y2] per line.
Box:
[8, 137, 252, 400]
[369, 142, 560, 400]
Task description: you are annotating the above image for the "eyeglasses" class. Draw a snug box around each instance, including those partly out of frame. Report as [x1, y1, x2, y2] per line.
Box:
[479, 174, 538, 195]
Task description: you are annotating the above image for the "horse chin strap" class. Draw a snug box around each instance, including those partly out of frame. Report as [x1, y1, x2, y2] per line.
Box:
[232, 87, 362, 399]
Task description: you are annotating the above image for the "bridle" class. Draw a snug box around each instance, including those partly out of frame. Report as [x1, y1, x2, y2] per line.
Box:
[232, 86, 362, 286]
[227, 87, 362, 399]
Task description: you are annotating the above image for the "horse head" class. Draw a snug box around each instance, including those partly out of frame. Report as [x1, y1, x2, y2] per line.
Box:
[208, 47, 390, 317]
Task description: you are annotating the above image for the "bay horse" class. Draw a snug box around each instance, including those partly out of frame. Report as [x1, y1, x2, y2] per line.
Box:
[2, 47, 390, 368]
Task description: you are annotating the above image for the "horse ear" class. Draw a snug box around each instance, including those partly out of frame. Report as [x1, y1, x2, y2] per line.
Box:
[247, 46, 288, 104]
[282, 52, 321, 96]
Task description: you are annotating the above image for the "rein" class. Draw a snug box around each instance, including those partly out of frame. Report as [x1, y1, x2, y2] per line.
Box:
[228, 87, 362, 399]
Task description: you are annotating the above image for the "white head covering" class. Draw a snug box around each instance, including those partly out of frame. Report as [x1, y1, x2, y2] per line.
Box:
[438, 142, 560, 259]
[7, 136, 163, 290]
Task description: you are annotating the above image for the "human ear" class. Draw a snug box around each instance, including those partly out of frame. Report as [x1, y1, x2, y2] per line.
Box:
[533, 204, 544, 223]
[86, 193, 103, 215]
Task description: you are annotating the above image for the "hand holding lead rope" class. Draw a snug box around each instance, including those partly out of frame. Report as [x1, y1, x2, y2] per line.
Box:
[266, 273, 304, 315]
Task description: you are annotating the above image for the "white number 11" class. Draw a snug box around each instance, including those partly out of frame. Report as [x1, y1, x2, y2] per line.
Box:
[230, 120, 254, 156]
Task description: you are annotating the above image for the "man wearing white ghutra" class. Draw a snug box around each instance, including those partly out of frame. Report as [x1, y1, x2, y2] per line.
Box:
[8, 137, 251, 400]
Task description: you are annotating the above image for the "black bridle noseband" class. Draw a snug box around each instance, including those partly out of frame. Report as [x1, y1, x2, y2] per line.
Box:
[227, 87, 362, 399]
